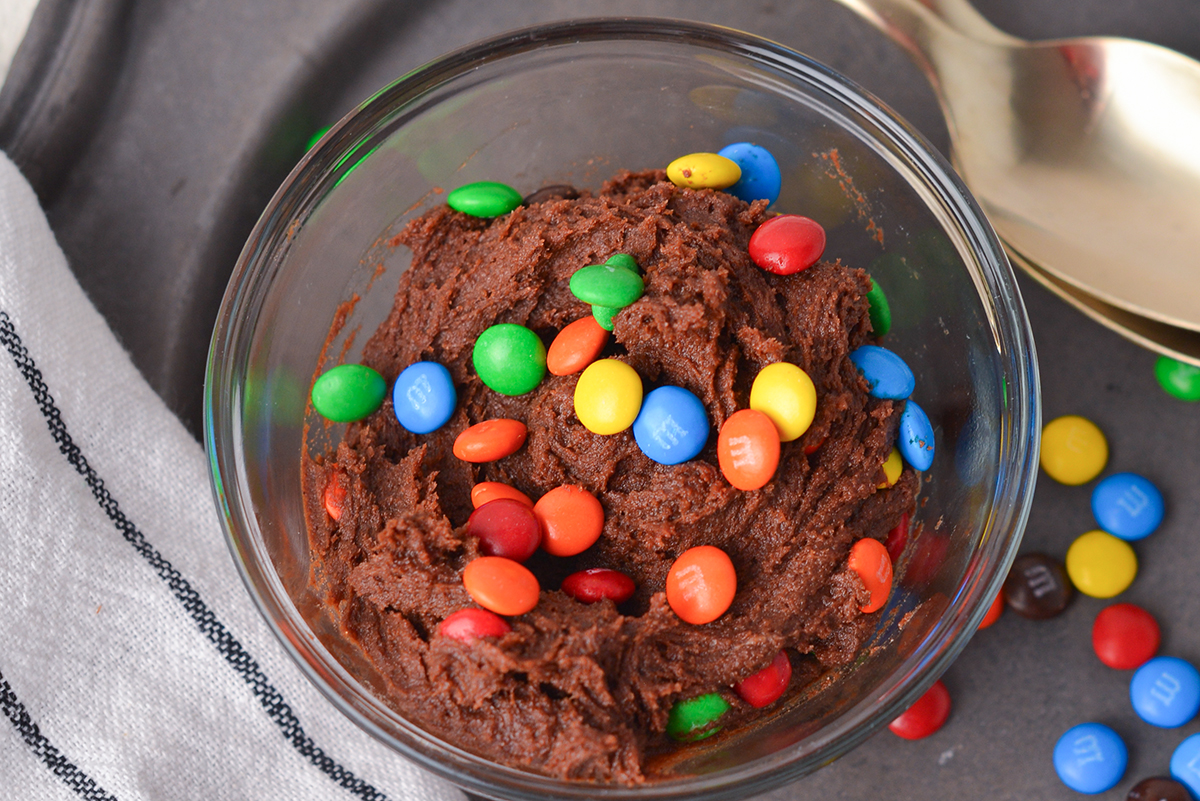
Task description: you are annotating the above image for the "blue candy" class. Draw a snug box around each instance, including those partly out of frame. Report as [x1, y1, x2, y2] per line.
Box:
[717, 142, 782, 206]
[899, 400, 935, 471]
[1171, 733, 1200, 797]
[850, 345, 915, 400]
[1092, 472, 1164, 541]
[1053, 723, 1128, 794]
[1131, 657, 1200, 728]
[392, 361, 456, 434]
[632, 386, 709, 465]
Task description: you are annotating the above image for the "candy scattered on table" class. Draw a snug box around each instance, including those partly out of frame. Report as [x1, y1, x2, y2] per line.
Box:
[467, 499, 541, 562]
[748, 362, 816, 442]
[439, 608, 511, 643]
[666, 545, 737, 625]
[734, 651, 792, 708]
[717, 409, 781, 490]
[1053, 722, 1128, 794]
[847, 537, 893, 613]
[666, 152, 742, 190]
[632, 385, 710, 465]
[866, 276, 892, 336]
[1066, 530, 1138, 598]
[574, 359, 643, 435]
[1170, 735, 1200, 797]
[392, 361, 456, 434]
[748, 214, 826, 275]
[547, 316, 610, 376]
[560, 569, 635, 605]
[717, 142, 782, 205]
[1040, 414, 1108, 485]
[462, 556, 540, 617]
[1130, 657, 1200, 728]
[311, 363, 387, 422]
[1092, 473, 1165, 541]
[850, 345, 915, 400]
[898, 400, 935, 471]
[447, 180, 523, 217]
[1003, 553, 1074, 619]
[878, 447, 903, 489]
[471, 481, 533, 509]
[1093, 603, 1161, 670]
[472, 323, 547, 396]
[888, 679, 951, 740]
[667, 693, 730, 741]
[453, 418, 528, 463]
[1154, 356, 1200, 402]
[1126, 776, 1192, 801]
[533, 485, 604, 557]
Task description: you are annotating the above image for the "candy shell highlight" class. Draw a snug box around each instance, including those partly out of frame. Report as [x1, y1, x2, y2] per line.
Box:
[446, 181, 522, 217]
[574, 359, 643, 435]
[472, 324, 547, 396]
[311, 364, 387, 422]
[666, 545, 737, 625]
[666, 152, 741, 190]
[898, 400, 935, 471]
[734, 651, 792, 708]
[570, 263, 645, 309]
[717, 409, 781, 490]
[1040, 415, 1107, 485]
[392, 361, 456, 434]
[1155, 356, 1200, 401]
[718, 142, 781, 205]
[462, 557, 539, 617]
[749, 362, 816, 442]
[632, 386, 710, 465]
[1066, 530, 1137, 598]
[1091, 472, 1164, 541]
[748, 215, 826, 275]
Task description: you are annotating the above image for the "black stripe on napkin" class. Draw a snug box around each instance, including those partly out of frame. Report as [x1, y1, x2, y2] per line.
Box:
[0, 311, 389, 801]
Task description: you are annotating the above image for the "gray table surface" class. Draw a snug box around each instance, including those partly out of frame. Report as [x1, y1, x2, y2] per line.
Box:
[17, 0, 1200, 798]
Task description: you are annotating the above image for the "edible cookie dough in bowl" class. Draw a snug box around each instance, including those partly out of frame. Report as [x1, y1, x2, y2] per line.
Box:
[205, 18, 1039, 801]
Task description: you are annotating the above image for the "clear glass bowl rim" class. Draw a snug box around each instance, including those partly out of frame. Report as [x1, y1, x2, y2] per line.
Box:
[204, 17, 1041, 801]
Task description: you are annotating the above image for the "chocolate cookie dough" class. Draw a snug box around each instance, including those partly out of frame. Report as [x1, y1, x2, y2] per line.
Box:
[302, 170, 918, 783]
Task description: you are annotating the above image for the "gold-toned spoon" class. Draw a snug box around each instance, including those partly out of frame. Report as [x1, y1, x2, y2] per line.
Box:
[833, 0, 1200, 332]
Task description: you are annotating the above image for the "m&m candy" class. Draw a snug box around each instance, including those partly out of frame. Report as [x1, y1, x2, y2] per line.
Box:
[453, 419, 528, 462]
[666, 152, 742, 190]
[1171, 734, 1200, 797]
[717, 142, 782, 205]
[462, 556, 540, 617]
[570, 262, 645, 309]
[547, 317, 610, 376]
[1155, 356, 1200, 401]
[323, 474, 347, 521]
[978, 592, 1004, 630]
[447, 181, 523, 217]
[1066, 530, 1137, 598]
[592, 304, 620, 332]
[888, 679, 951, 740]
[667, 693, 730, 741]
[734, 651, 792, 708]
[632, 386, 709, 465]
[466, 499, 541, 562]
[866, 277, 892, 336]
[533, 485, 604, 557]
[561, 569, 635, 604]
[392, 361, 456, 434]
[748, 215, 826, 275]
[574, 359, 643, 435]
[847, 538, 893, 613]
[1053, 722, 1127, 794]
[1040, 415, 1108, 485]
[898, 400, 935, 471]
[666, 545, 737, 625]
[1003, 553, 1074, 620]
[439, 608, 511, 642]
[1127, 776, 1192, 801]
[605, 253, 640, 273]
[879, 448, 903, 489]
[1092, 603, 1160, 670]
[1130, 657, 1200, 728]
[748, 362, 816, 442]
[850, 345, 915, 400]
[717, 409, 780, 491]
[311, 364, 387, 422]
[1091, 472, 1164, 541]
[471, 482, 533, 509]
[473, 324, 547, 396]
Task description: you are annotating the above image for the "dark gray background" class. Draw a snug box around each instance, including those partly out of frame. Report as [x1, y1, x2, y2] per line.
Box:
[4, 1, 1199, 798]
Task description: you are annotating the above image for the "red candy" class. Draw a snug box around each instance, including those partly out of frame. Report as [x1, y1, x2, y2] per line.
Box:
[561, 568, 636, 604]
[888, 679, 951, 740]
[978, 591, 1004, 630]
[1092, 603, 1161, 669]
[748, 215, 827, 275]
[884, 512, 910, 563]
[734, 650, 792, 708]
[439, 608, 511, 642]
[466, 498, 541, 562]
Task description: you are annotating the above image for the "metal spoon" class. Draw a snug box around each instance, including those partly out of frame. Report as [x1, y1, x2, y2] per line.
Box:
[833, 0, 1200, 332]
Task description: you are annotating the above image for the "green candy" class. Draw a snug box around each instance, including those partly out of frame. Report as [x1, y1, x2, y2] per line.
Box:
[310, 364, 386, 422]
[447, 181, 523, 218]
[605, 253, 640, 273]
[667, 693, 730, 742]
[592, 305, 619, 332]
[866, 276, 892, 336]
[472, 324, 547, 395]
[570, 263, 644, 308]
[1154, 355, 1200, 401]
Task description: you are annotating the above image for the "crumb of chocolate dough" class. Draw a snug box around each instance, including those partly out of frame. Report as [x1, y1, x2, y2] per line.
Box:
[301, 169, 919, 783]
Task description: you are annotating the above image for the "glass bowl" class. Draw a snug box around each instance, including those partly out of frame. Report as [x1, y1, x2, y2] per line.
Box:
[205, 18, 1039, 801]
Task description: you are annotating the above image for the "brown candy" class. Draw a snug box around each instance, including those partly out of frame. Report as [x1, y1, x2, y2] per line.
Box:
[1127, 777, 1191, 801]
[1003, 553, 1074, 619]
[522, 184, 581, 205]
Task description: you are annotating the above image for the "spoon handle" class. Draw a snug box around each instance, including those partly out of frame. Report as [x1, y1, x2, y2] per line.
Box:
[831, 0, 1018, 69]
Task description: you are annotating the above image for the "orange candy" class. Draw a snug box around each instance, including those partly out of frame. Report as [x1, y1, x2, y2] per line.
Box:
[848, 538, 893, 613]
[717, 409, 780, 490]
[533, 485, 604, 557]
[666, 545, 737, 625]
[323, 474, 347, 521]
[453, 419, 527, 462]
[462, 556, 540, 616]
[978, 591, 1004, 630]
[470, 482, 533, 509]
[547, 317, 610, 376]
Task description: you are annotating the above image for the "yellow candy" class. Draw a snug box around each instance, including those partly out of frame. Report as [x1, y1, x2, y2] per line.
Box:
[1066, 530, 1137, 598]
[749, 362, 817, 442]
[1040, 415, 1108, 485]
[574, 359, 643, 435]
[878, 447, 903, 489]
[666, 153, 741, 190]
